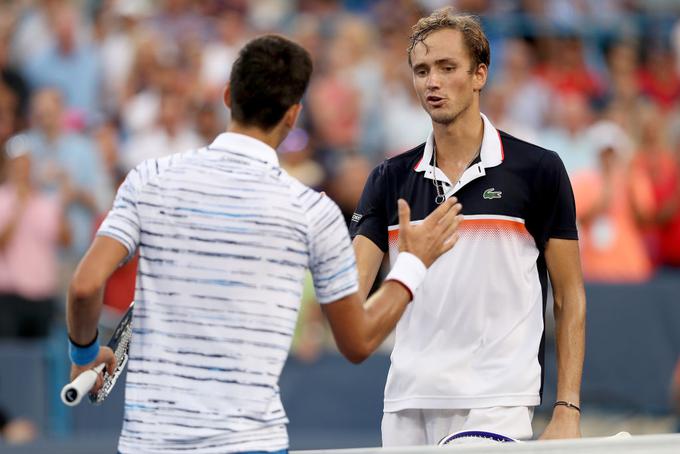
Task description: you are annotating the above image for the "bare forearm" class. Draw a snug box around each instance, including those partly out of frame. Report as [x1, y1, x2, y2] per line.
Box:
[353, 235, 384, 302]
[0, 221, 18, 250]
[0, 207, 24, 250]
[361, 281, 411, 353]
[67, 284, 104, 344]
[66, 237, 130, 344]
[554, 290, 586, 404]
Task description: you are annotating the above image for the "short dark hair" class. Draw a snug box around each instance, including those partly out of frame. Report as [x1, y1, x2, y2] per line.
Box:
[229, 35, 313, 130]
[407, 8, 490, 71]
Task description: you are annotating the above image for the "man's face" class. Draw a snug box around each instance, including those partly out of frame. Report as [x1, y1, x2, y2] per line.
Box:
[410, 28, 485, 125]
[31, 90, 63, 133]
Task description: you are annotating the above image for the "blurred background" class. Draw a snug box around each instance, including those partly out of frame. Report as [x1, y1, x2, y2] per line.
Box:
[0, 0, 680, 451]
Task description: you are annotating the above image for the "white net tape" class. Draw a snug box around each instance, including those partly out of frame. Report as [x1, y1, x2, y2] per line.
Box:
[292, 433, 680, 454]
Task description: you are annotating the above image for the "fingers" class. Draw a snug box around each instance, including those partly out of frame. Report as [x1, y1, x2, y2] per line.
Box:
[397, 199, 411, 233]
[93, 374, 104, 394]
[425, 197, 458, 225]
[106, 356, 117, 376]
[441, 212, 463, 240]
[103, 347, 117, 376]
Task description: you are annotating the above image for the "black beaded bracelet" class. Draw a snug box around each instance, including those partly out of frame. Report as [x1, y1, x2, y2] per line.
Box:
[553, 400, 581, 413]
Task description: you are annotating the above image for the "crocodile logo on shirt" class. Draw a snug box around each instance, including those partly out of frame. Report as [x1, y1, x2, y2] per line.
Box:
[483, 188, 502, 200]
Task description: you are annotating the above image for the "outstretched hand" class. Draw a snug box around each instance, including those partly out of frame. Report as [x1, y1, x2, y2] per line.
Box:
[397, 197, 462, 267]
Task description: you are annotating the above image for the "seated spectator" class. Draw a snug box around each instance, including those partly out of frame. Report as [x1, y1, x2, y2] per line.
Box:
[571, 122, 654, 283]
[0, 134, 69, 338]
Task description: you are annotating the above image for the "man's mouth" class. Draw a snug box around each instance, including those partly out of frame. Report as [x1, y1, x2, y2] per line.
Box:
[426, 95, 445, 107]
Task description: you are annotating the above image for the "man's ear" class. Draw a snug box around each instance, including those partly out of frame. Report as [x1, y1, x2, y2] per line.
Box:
[284, 103, 303, 129]
[223, 84, 232, 108]
[472, 63, 488, 92]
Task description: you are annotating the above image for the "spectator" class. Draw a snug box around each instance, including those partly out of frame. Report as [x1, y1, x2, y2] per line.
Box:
[200, 10, 249, 102]
[122, 91, 202, 170]
[26, 88, 111, 261]
[120, 34, 165, 133]
[630, 105, 680, 267]
[22, 4, 103, 124]
[8, 0, 61, 67]
[490, 39, 552, 135]
[0, 134, 69, 338]
[0, 406, 37, 445]
[0, 17, 29, 129]
[378, 26, 430, 156]
[92, 0, 150, 115]
[537, 93, 596, 175]
[571, 121, 654, 283]
[535, 34, 603, 102]
[638, 45, 680, 112]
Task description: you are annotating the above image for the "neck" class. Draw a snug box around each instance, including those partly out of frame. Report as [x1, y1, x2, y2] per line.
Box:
[227, 122, 285, 150]
[432, 106, 484, 166]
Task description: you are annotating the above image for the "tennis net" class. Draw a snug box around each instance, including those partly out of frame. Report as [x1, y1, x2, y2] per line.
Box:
[292, 433, 680, 454]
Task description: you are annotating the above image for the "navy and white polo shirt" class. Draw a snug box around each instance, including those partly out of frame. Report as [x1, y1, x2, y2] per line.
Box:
[350, 113, 578, 412]
[98, 133, 358, 453]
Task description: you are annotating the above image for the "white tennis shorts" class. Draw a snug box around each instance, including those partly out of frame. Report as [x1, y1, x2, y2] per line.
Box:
[381, 406, 534, 446]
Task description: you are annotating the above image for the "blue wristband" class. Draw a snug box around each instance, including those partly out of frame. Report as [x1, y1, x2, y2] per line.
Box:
[68, 333, 100, 366]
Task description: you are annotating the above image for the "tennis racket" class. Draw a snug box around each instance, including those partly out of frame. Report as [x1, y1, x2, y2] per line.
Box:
[60, 302, 134, 406]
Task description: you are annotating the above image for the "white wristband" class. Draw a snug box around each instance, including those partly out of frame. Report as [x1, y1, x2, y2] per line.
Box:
[385, 252, 427, 300]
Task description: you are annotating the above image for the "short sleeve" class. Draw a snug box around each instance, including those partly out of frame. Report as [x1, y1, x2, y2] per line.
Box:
[531, 151, 579, 249]
[96, 166, 143, 262]
[305, 192, 359, 304]
[348, 162, 389, 252]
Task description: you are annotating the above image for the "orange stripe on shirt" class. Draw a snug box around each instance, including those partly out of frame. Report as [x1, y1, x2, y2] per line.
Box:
[458, 218, 528, 234]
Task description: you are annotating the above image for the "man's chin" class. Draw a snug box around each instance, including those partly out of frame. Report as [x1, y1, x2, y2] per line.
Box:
[429, 112, 456, 125]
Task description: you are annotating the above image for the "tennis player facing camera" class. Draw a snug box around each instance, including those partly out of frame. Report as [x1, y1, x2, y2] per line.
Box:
[65, 35, 462, 454]
[350, 8, 586, 445]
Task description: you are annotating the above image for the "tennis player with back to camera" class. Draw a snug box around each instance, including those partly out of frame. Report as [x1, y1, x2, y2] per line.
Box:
[65, 35, 462, 454]
[349, 8, 586, 445]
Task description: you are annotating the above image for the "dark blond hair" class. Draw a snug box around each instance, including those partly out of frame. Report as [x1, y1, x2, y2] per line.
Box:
[407, 7, 490, 70]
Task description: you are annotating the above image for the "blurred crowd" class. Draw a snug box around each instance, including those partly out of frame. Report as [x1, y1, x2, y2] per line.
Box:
[0, 0, 679, 344]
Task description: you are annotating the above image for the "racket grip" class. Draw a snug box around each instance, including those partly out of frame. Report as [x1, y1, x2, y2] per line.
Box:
[61, 364, 105, 406]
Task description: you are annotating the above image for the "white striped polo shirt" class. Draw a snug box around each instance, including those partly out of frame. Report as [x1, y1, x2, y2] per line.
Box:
[98, 132, 358, 454]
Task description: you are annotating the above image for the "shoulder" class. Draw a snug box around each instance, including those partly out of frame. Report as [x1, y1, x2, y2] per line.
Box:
[286, 173, 339, 214]
[498, 130, 565, 170]
[382, 143, 426, 174]
[125, 152, 183, 189]
[361, 142, 425, 186]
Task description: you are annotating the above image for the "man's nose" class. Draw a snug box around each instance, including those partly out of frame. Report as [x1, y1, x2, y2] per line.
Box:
[426, 72, 440, 89]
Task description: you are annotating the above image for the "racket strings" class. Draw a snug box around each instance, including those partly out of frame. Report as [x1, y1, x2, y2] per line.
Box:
[90, 323, 132, 404]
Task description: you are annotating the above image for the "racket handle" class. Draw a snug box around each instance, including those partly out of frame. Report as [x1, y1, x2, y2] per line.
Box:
[61, 363, 105, 406]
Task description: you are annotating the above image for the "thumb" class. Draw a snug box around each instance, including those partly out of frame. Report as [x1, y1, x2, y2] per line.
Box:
[398, 199, 411, 234]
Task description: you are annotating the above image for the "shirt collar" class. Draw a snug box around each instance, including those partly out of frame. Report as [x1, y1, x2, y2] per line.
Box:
[414, 112, 504, 173]
[208, 132, 280, 167]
